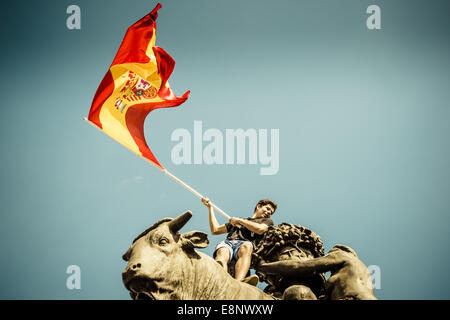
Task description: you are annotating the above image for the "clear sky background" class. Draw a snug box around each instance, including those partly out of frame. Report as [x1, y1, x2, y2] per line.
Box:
[0, 0, 449, 299]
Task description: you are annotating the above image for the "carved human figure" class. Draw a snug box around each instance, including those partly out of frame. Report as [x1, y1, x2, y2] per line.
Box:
[257, 244, 377, 300]
[269, 246, 323, 300]
[252, 223, 326, 300]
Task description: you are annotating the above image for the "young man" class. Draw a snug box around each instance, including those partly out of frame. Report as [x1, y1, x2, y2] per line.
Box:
[201, 198, 277, 286]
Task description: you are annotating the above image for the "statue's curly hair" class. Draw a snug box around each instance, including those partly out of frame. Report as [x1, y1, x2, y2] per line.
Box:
[252, 223, 324, 266]
[251, 223, 326, 298]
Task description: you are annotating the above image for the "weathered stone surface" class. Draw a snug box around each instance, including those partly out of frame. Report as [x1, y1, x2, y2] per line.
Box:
[122, 213, 376, 300]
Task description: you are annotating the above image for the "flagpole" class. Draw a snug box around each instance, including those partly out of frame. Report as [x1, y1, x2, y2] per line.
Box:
[160, 167, 231, 220]
[83, 117, 231, 220]
[141, 155, 231, 220]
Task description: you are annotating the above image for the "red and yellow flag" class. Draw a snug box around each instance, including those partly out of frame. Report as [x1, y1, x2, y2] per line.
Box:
[87, 3, 189, 168]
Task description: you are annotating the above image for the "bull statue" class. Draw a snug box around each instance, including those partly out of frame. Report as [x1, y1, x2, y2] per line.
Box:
[121, 210, 275, 300]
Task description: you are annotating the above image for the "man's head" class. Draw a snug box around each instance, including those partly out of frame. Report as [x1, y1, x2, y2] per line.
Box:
[253, 199, 277, 219]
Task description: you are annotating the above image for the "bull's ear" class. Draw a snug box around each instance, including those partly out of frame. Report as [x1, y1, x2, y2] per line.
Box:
[181, 231, 209, 249]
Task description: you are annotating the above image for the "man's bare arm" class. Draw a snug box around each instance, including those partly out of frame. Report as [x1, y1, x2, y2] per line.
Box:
[203, 198, 227, 235]
[230, 218, 269, 235]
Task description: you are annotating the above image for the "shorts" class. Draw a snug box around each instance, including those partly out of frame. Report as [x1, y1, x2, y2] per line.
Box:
[213, 239, 253, 264]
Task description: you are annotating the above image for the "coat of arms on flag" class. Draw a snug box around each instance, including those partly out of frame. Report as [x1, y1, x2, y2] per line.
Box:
[85, 3, 231, 220]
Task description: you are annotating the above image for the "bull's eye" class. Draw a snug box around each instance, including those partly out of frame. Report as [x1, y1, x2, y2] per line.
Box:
[159, 238, 169, 246]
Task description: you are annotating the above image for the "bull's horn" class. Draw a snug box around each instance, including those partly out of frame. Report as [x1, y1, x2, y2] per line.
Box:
[169, 210, 193, 233]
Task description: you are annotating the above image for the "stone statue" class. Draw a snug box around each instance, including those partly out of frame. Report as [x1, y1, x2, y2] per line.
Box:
[257, 244, 377, 300]
[122, 211, 275, 300]
[121, 213, 376, 300]
[251, 223, 327, 300]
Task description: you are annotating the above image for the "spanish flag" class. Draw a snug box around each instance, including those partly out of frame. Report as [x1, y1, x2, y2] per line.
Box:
[87, 3, 189, 168]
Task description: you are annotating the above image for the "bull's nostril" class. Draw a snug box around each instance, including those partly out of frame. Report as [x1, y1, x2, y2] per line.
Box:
[137, 263, 141, 268]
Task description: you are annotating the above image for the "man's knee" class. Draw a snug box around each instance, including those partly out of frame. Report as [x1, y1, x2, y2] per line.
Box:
[238, 242, 253, 257]
[215, 247, 230, 262]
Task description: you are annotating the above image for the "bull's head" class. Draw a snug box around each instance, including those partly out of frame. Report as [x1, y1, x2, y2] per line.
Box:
[121, 210, 209, 300]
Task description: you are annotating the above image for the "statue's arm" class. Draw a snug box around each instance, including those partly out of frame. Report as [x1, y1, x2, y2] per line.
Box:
[258, 254, 343, 276]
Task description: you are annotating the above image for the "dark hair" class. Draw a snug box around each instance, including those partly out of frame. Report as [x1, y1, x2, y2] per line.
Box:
[254, 199, 278, 214]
